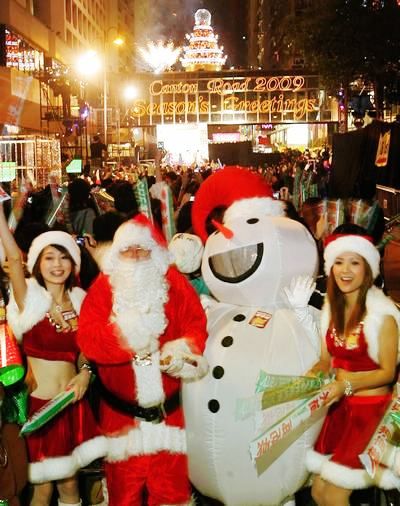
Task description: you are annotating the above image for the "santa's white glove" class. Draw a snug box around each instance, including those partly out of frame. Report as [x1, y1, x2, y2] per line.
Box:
[160, 339, 208, 379]
[283, 275, 316, 310]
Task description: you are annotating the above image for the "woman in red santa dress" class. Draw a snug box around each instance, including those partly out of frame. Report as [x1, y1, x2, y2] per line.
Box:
[0, 203, 107, 506]
[306, 226, 400, 506]
[77, 214, 208, 506]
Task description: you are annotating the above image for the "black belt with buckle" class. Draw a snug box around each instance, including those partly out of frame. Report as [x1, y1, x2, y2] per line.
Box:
[93, 370, 181, 423]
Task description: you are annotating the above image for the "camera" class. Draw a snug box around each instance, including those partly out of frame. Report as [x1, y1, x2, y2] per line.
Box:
[75, 236, 85, 246]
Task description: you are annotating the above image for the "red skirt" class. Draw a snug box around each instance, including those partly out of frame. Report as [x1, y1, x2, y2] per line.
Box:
[315, 394, 391, 468]
[26, 395, 101, 463]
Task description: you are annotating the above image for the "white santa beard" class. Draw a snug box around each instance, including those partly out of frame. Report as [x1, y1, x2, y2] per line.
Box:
[110, 259, 169, 356]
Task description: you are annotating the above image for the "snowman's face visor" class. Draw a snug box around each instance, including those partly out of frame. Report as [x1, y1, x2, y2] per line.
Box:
[208, 243, 264, 283]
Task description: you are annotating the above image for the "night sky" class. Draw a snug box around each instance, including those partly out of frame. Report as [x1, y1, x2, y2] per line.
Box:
[195, 0, 249, 68]
[140, 0, 249, 69]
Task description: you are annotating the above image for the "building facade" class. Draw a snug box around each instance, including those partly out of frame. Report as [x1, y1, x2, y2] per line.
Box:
[0, 0, 134, 159]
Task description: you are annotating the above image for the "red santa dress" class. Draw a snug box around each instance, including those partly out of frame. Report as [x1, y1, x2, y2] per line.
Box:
[7, 278, 107, 484]
[306, 285, 400, 490]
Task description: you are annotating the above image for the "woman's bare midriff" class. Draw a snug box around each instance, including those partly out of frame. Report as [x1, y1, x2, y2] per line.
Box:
[28, 356, 76, 399]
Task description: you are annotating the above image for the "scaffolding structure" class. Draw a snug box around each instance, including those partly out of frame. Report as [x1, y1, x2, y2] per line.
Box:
[0, 135, 61, 188]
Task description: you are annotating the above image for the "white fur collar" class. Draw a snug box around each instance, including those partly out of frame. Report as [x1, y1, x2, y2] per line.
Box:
[7, 278, 86, 342]
[320, 286, 400, 364]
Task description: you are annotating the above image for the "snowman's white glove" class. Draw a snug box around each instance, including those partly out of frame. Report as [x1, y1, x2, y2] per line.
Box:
[160, 339, 208, 380]
[284, 275, 316, 310]
[283, 276, 320, 351]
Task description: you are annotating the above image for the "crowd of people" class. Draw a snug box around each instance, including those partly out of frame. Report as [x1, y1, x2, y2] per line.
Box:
[0, 152, 399, 506]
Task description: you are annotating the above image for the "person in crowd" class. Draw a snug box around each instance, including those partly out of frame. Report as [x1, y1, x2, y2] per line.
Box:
[81, 211, 127, 271]
[106, 180, 138, 219]
[0, 204, 106, 506]
[77, 214, 208, 506]
[68, 178, 97, 236]
[306, 225, 400, 505]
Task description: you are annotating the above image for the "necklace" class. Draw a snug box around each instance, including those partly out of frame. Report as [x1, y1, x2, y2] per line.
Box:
[47, 294, 76, 332]
[331, 322, 363, 349]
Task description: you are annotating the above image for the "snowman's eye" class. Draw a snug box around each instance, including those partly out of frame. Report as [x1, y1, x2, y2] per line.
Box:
[247, 218, 259, 224]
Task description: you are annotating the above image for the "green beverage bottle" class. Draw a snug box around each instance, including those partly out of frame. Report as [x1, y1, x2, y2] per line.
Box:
[0, 500, 9, 505]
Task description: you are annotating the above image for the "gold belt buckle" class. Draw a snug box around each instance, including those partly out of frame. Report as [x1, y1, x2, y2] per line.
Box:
[133, 353, 152, 367]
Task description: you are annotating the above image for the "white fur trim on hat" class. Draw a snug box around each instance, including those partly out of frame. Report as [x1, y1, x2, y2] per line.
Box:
[27, 231, 81, 274]
[168, 233, 204, 274]
[323, 235, 380, 279]
[224, 197, 284, 223]
[103, 220, 172, 275]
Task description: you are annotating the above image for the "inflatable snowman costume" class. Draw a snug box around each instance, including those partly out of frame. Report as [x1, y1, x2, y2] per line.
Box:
[182, 168, 323, 506]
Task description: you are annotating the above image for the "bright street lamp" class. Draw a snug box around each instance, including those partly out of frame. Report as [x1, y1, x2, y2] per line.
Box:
[123, 85, 138, 101]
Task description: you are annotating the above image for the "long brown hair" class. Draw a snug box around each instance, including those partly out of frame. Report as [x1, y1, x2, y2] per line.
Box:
[32, 244, 77, 290]
[327, 257, 373, 335]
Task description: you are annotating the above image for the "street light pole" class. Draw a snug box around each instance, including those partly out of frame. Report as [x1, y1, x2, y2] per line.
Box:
[103, 66, 108, 145]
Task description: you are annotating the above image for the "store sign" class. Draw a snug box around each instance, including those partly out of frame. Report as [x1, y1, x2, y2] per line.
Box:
[2, 27, 43, 72]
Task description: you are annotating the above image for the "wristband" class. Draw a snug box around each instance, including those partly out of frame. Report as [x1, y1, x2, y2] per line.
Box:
[80, 363, 93, 375]
[343, 379, 353, 396]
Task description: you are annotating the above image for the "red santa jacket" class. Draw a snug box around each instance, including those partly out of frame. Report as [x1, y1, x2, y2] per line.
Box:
[77, 266, 208, 461]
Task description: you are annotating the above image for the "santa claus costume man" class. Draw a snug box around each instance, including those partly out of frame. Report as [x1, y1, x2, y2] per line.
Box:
[77, 214, 208, 506]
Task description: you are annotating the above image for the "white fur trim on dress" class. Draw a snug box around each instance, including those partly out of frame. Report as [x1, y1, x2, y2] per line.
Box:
[305, 449, 331, 475]
[323, 235, 380, 279]
[320, 459, 372, 489]
[29, 435, 108, 484]
[223, 197, 284, 223]
[105, 421, 186, 463]
[7, 278, 86, 342]
[320, 285, 400, 364]
[319, 458, 400, 490]
[132, 352, 165, 407]
[27, 231, 81, 274]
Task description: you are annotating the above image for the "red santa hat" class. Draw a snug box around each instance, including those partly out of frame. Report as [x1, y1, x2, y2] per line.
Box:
[103, 214, 172, 274]
[323, 233, 380, 279]
[192, 166, 281, 243]
[27, 231, 81, 274]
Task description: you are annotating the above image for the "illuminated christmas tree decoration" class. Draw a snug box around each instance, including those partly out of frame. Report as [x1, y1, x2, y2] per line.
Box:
[181, 9, 227, 72]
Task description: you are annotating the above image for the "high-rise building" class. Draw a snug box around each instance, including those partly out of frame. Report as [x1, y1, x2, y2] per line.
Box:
[247, 0, 312, 70]
[0, 0, 134, 149]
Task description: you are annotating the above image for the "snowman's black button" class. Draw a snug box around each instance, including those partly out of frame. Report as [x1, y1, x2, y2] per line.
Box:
[233, 314, 246, 322]
[221, 336, 233, 347]
[247, 218, 259, 224]
[212, 366, 225, 379]
[208, 399, 220, 413]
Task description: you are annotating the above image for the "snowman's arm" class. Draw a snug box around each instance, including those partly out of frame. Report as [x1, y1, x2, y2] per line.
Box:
[283, 276, 321, 353]
[296, 305, 321, 354]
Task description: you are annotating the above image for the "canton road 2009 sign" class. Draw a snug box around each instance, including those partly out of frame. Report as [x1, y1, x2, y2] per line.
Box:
[129, 74, 331, 125]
